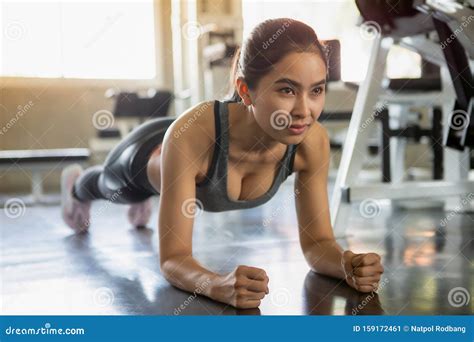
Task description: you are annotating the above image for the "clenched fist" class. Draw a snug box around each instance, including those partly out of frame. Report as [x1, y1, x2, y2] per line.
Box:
[341, 251, 384, 293]
[212, 265, 269, 309]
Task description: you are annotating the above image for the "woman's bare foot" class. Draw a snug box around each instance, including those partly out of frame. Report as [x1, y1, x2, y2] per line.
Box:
[61, 164, 91, 233]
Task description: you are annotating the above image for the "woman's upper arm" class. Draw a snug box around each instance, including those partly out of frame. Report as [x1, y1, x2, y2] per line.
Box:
[294, 123, 334, 250]
[157, 101, 214, 264]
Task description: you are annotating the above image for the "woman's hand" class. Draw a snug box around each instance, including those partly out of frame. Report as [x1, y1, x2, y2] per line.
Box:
[341, 251, 384, 293]
[211, 265, 269, 309]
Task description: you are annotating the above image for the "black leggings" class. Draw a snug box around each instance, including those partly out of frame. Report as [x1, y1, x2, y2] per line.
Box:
[72, 116, 176, 204]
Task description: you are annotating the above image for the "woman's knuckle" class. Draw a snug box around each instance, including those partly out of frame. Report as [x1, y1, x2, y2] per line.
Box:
[235, 265, 246, 275]
[235, 277, 246, 288]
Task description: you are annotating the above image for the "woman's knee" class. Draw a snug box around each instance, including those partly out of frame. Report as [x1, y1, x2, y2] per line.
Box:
[74, 165, 105, 201]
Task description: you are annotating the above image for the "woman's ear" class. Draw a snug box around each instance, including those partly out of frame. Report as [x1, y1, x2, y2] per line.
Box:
[235, 78, 252, 106]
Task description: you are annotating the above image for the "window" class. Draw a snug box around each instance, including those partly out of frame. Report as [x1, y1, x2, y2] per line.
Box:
[1, 0, 156, 79]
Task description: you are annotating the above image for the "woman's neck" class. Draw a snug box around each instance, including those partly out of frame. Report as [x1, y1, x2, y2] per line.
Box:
[227, 102, 286, 161]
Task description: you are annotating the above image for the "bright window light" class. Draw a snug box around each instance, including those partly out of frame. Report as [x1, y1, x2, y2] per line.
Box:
[1, 0, 156, 79]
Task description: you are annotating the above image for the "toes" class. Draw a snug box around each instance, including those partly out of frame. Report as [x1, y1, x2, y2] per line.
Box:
[69, 206, 89, 233]
[77, 213, 90, 233]
[69, 210, 81, 232]
[128, 205, 139, 221]
[127, 200, 153, 227]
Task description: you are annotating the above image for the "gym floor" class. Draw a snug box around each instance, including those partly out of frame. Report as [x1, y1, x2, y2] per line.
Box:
[1, 176, 472, 315]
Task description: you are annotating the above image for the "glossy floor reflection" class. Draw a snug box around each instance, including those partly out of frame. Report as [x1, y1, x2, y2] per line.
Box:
[1, 176, 473, 315]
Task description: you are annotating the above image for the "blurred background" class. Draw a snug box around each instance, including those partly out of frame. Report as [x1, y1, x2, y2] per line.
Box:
[1, 0, 472, 316]
[0, 0, 430, 198]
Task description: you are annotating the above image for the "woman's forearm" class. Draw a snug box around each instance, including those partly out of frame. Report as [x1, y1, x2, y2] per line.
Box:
[303, 239, 345, 279]
[160, 255, 220, 300]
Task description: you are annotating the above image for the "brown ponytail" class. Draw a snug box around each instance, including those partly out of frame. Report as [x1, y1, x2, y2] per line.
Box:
[227, 47, 243, 102]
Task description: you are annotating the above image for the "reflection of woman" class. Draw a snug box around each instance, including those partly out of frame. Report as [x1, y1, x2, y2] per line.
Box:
[61, 18, 384, 309]
[303, 272, 385, 315]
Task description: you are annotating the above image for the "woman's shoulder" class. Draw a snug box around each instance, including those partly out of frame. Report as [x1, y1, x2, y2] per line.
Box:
[161, 100, 218, 179]
[292, 121, 330, 173]
[166, 100, 216, 146]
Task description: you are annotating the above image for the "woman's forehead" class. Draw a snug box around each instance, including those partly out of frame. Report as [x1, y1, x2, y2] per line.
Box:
[265, 52, 326, 84]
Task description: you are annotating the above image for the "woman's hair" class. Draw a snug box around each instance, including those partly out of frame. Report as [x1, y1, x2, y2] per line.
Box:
[227, 18, 328, 102]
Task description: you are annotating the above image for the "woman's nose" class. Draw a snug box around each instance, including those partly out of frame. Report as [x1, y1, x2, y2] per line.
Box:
[291, 98, 312, 122]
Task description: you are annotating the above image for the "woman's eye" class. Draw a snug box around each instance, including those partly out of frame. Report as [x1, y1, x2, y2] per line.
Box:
[313, 87, 324, 95]
[279, 87, 295, 95]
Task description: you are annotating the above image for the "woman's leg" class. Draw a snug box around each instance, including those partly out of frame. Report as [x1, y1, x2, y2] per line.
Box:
[61, 160, 150, 232]
[128, 143, 163, 227]
[71, 165, 109, 202]
[61, 117, 175, 232]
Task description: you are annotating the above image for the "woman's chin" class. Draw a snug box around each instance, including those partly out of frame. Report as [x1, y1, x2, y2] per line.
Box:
[284, 130, 309, 142]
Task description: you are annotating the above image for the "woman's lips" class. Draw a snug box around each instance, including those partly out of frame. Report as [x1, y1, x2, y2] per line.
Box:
[287, 124, 308, 134]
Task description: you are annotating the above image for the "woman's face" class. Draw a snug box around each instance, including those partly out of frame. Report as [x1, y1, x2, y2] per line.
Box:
[248, 51, 326, 144]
